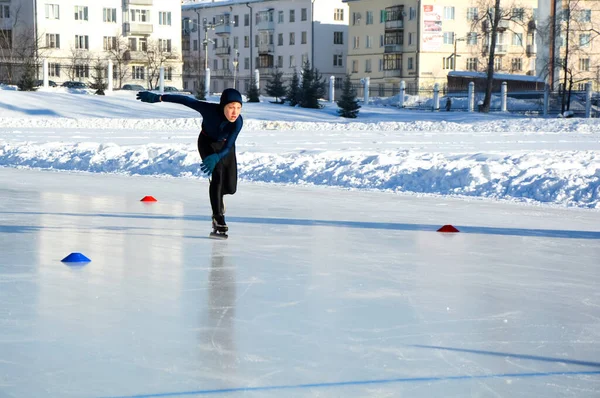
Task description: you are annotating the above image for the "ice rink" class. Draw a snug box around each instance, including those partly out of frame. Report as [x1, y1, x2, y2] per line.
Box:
[1, 168, 599, 398]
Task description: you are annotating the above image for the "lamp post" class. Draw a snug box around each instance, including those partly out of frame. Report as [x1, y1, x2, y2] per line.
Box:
[232, 49, 239, 90]
[453, 36, 467, 71]
[202, 18, 216, 71]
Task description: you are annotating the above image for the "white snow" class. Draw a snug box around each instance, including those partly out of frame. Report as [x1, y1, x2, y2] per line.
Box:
[0, 86, 599, 208]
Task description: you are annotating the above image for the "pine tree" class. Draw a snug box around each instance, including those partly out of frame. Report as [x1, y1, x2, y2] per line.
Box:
[89, 59, 107, 95]
[17, 62, 37, 92]
[246, 78, 260, 102]
[265, 68, 286, 104]
[337, 75, 360, 118]
[195, 78, 206, 100]
[286, 69, 301, 106]
[299, 61, 325, 109]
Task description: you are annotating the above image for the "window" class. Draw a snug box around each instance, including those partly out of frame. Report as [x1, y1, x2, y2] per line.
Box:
[512, 33, 522, 46]
[407, 57, 413, 70]
[74, 6, 88, 21]
[302, 53, 308, 66]
[443, 32, 454, 45]
[103, 36, 117, 51]
[289, 55, 295, 68]
[214, 59, 218, 70]
[580, 34, 591, 47]
[139, 38, 147, 51]
[45, 4, 59, 19]
[244, 36, 249, 48]
[244, 57, 249, 70]
[579, 9, 592, 22]
[353, 36, 359, 49]
[75, 65, 89, 78]
[408, 33, 413, 45]
[301, 8, 307, 21]
[380, 10, 386, 23]
[193, 39, 198, 51]
[277, 55, 283, 68]
[49, 63, 60, 77]
[130, 9, 149, 22]
[352, 60, 358, 73]
[234, 15, 239, 26]
[333, 54, 343, 67]
[289, 9, 295, 23]
[233, 36, 238, 49]
[301, 31, 307, 44]
[383, 54, 401, 70]
[244, 14, 249, 26]
[334, 9, 344, 21]
[45, 33, 60, 48]
[289, 32, 295, 45]
[512, 8, 524, 21]
[334, 31, 343, 45]
[164, 67, 172, 81]
[103, 8, 116, 23]
[366, 35, 372, 48]
[366, 11, 373, 25]
[579, 58, 590, 71]
[443, 57, 454, 70]
[466, 7, 478, 20]
[159, 39, 172, 52]
[467, 32, 477, 45]
[444, 6, 455, 20]
[409, 7, 416, 20]
[278, 33, 283, 46]
[352, 12, 361, 25]
[511, 58, 522, 71]
[132, 66, 145, 80]
[0, 29, 11, 49]
[365, 59, 372, 73]
[159, 11, 171, 26]
[128, 37, 137, 51]
[466, 58, 478, 71]
[75, 35, 89, 50]
[278, 11, 284, 23]
[494, 57, 502, 71]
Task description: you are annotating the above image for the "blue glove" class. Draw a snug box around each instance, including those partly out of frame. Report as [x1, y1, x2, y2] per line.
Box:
[136, 91, 161, 103]
[201, 153, 220, 175]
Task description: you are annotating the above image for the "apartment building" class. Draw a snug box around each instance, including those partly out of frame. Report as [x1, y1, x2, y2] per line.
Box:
[343, 0, 538, 95]
[181, 0, 348, 95]
[0, 0, 182, 89]
[537, 0, 600, 91]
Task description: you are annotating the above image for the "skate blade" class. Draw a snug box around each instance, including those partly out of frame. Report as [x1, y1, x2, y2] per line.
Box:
[209, 231, 228, 239]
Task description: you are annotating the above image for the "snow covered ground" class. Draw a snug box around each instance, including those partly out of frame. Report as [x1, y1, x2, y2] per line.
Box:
[0, 87, 599, 397]
[0, 87, 599, 208]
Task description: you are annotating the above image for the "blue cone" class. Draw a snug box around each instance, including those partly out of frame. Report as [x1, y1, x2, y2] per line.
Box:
[61, 252, 91, 263]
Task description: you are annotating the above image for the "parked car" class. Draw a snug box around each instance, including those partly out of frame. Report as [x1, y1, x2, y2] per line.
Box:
[61, 81, 88, 89]
[34, 80, 57, 87]
[121, 84, 146, 91]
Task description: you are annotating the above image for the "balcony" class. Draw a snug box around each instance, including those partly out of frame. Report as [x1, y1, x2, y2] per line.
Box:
[526, 44, 536, 56]
[123, 50, 147, 61]
[124, 0, 153, 5]
[215, 24, 231, 36]
[385, 44, 403, 53]
[385, 20, 403, 30]
[256, 20, 275, 31]
[384, 69, 402, 78]
[258, 43, 274, 54]
[215, 46, 231, 57]
[123, 22, 153, 35]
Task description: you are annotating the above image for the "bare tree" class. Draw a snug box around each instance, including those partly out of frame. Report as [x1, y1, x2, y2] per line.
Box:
[143, 39, 180, 89]
[105, 32, 130, 89]
[66, 47, 92, 81]
[470, 0, 532, 112]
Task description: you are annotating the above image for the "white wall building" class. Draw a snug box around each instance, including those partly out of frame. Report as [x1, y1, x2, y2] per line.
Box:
[0, 0, 182, 89]
[181, 0, 348, 96]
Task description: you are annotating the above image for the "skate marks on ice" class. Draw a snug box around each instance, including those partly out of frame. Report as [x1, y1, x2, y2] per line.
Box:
[2, 210, 600, 240]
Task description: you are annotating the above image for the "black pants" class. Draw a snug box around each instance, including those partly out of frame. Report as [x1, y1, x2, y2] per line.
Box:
[197, 133, 237, 216]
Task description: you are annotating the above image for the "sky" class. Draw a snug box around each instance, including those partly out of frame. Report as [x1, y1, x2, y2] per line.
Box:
[1, 85, 599, 397]
[0, 85, 599, 209]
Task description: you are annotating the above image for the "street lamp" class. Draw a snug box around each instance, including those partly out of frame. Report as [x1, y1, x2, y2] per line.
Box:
[232, 49, 239, 90]
[202, 18, 216, 71]
[452, 36, 467, 71]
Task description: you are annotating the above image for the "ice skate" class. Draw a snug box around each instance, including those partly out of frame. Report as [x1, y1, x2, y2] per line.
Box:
[210, 214, 228, 239]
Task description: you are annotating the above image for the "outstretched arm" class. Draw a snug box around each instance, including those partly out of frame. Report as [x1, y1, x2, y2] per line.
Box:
[136, 91, 215, 117]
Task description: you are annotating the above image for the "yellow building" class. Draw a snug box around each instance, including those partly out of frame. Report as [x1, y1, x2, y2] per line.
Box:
[343, 0, 538, 95]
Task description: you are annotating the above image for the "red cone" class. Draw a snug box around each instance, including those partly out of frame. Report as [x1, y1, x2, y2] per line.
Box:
[437, 224, 459, 233]
[140, 196, 157, 202]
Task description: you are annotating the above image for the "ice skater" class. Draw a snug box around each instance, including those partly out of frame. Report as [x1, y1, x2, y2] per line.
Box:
[136, 88, 244, 237]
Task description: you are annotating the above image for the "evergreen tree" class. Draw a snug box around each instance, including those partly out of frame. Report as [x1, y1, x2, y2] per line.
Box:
[286, 69, 301, 106]
[337, 75, 360, 118]
[265, 68, 286, 104]
[299, 61, 325, 109]
[89, 59, 107, 95]
[246, 78, 260, 102]
[17, 61, 37, 92]
[195, 78, 206, 100]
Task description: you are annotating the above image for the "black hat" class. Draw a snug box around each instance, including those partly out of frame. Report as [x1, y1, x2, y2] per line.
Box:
[220, 88, 243, 106]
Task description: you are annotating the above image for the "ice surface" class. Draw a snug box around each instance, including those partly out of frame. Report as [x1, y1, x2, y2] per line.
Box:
[1, 168, 599, 397]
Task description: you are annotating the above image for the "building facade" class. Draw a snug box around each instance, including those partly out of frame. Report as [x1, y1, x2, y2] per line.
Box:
[0, 0, 182, 89]
[181, 0, 348, 96]
[343, 0, 538, 95]
[536, 0, 600, 91]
